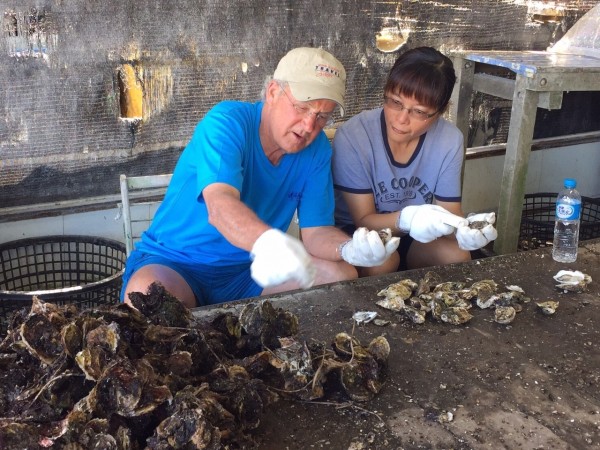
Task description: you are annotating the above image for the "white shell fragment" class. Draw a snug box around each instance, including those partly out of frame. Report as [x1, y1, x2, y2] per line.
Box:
[352, 311, 378, 324]
[439, 411, 454, 423]
[373, 319, 391, 327]
[506, 285, 525, 293]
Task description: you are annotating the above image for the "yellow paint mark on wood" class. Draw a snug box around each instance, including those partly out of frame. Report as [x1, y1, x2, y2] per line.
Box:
[119, 64, 143, 119]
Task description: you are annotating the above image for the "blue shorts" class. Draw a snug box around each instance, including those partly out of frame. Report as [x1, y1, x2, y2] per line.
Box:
[120, 250, 263, 306]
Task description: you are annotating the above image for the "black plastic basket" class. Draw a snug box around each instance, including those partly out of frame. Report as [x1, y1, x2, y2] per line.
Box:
[0, 235, 126, 335]
[519, 193, 600, 251]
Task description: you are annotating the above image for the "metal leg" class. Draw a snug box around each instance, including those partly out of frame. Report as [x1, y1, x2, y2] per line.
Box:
[493, 76, 539, 255]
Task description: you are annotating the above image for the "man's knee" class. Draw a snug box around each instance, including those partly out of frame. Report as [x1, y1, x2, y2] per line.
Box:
[124, 264, 197, 308]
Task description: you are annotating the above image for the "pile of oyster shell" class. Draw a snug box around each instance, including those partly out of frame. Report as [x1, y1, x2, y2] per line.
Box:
[377, 269, 593, 326]
[376, 271, 561, 326]
[0, 282, 389, 449]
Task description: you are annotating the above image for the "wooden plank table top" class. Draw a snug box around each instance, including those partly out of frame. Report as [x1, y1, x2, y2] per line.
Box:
[194, 239, 600, 449]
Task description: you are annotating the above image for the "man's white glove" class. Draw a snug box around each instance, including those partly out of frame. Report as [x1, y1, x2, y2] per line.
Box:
[397, 205, 467, 243]
[250, 229, 316, 289]
[340, 227, 400, 267]
[455, 212, 498, 251]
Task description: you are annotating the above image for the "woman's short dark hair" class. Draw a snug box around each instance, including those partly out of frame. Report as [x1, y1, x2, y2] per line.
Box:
[384, 47, 456, 113]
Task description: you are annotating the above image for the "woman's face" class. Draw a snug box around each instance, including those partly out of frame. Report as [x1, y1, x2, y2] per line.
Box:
[382, 91, 439, 148]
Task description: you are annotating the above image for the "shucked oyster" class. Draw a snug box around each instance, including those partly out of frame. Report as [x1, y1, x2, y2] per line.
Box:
[553, 270, 592, 293]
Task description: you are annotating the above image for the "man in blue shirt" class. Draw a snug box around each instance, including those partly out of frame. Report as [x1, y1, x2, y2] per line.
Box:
[121, 47, 403, 308]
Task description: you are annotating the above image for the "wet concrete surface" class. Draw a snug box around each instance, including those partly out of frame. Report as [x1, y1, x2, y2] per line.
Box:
[194, 239, 600, 449]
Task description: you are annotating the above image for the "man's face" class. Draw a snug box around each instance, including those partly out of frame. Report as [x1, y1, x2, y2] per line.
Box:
[263, 82, 336, 154]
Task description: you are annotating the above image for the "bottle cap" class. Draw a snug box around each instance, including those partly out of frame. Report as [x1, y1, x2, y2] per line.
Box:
[564, 178, 576, 189]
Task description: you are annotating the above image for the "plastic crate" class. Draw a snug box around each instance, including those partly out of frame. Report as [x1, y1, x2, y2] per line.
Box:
[519, 193, 600, 251]
[0, 235, 126, 335]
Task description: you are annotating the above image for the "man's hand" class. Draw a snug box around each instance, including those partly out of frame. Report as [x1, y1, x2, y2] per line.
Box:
[340, 227, 400, 267]
[455, 212, 498, 251]
[397, 205, 467, 243]
[250, 229, 316, 289]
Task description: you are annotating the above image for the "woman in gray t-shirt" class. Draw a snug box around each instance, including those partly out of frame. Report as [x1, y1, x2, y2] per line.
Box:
[332, 47, 472, 276]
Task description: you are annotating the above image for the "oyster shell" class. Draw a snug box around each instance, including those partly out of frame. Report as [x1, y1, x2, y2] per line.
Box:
[433, 281, 466, 293]
[332, 332, 362, 359]
[416, 271, 442, 296]
[472, 279, 498, 291]
[494, 306, 516, 324]
[440, 307, 473, 325]
[352, 311, 378, 324]
[553, 270, 592, 293]
[536, 300, 559, 315]
[376, 279, 417, 311]
[337, 335, 389, 402]
[19, 297, 68, 365]
[402, 305, 426, 324]
[378, 228, 393, 244]
[368, 336, 391, 365]
[408, 296, 431, 312]
[128, 281, 193, 328]
[239, 300, 299, 350]
[434, 291, 471, 309]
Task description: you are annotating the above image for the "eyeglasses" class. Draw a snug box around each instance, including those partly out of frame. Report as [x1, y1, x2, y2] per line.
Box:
[279, 86, 335, 127]
[383, 96, 437, 121]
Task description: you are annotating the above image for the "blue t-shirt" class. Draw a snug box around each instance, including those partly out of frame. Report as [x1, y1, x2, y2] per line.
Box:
[136, 100, 335, 266]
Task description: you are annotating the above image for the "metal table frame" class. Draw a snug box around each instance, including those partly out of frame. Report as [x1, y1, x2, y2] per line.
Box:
[449, 50, 600, 254]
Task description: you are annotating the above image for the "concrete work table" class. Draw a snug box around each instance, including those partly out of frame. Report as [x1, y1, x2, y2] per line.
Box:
[448, 50, 600, 255]
[194, 239, 600, 449]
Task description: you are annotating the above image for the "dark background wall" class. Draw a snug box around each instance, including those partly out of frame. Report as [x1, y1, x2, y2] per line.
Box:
[1, 0, 598, 208]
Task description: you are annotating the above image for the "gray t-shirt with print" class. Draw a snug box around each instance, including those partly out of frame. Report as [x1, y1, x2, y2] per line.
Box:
[332, 108, 464, 227]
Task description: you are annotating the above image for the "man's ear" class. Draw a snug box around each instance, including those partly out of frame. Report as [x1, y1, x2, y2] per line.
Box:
[265, 81, 280, 104]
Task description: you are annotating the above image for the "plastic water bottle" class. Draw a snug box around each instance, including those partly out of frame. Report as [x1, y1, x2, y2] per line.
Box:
[552, 178, 581, 263]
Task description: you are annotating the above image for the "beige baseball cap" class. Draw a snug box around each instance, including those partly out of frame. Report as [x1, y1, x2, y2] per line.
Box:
[273, 47, 346, 117]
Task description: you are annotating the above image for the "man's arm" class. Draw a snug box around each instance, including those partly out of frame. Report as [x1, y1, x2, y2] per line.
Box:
[203, 182, 317, 288]
[203, 182, 269, 251]
[299, 225, 353, 261]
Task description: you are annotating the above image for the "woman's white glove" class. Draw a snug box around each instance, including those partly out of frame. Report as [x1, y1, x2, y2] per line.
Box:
[250, 229, 316, 289]
[340, 227, 400, 267]
[455, 212, 498, 251]
[397, 205, 467, 243]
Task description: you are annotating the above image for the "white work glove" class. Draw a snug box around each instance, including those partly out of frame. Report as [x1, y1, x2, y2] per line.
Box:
[250, 229, 316, 289]
[340, 227, 400, 267]
[397, 205, 467, 243]
[455, 212, 498, 251]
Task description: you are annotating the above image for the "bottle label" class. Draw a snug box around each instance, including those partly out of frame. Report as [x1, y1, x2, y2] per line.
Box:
[556, 202, 581, 220]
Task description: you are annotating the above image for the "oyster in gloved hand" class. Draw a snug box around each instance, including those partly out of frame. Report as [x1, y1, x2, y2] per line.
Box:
[455, 212, 498, 251]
